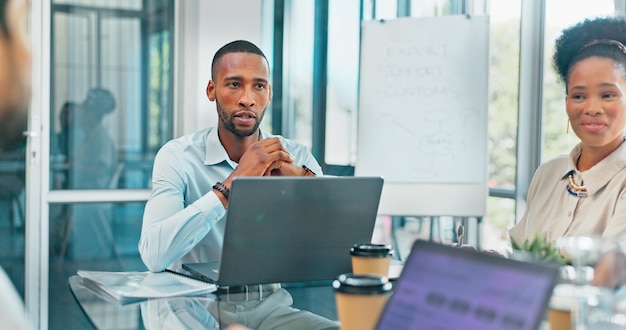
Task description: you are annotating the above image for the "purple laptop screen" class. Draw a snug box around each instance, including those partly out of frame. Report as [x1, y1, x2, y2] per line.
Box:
[376, 240, 558, 330]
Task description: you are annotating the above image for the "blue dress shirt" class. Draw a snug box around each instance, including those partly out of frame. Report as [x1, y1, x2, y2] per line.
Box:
[139, 127, 322, 272]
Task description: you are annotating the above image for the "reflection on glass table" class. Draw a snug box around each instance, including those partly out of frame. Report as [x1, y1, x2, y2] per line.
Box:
[555, 236, 625, 329]
[582, 286, 626, 329]
[557, 236, 613, 285]
[69, 276, 339, 330]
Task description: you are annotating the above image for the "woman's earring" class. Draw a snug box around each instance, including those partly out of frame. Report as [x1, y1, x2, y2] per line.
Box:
[566, 119, 570, 134]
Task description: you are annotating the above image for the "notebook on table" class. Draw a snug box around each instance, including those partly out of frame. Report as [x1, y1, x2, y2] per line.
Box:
[183, 176, 384, 286]
[76, 270, 216, 305]
[376, 240, 560, 330]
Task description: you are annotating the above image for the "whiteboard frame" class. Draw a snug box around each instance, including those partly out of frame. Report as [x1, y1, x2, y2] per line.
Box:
[378, 183, 488, 217]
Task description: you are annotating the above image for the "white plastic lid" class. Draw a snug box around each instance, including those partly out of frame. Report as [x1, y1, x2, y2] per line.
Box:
[549, 284, 602, 311]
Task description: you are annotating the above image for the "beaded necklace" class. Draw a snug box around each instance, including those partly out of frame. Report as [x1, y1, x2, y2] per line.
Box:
[565, 137, 626, 198]
[566, 171, 587, 197]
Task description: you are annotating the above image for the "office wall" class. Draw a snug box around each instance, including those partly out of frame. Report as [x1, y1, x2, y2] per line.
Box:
[177, 0, 269, 136]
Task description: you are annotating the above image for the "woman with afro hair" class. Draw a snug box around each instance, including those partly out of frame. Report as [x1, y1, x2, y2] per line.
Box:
[510, 16, 626, 245]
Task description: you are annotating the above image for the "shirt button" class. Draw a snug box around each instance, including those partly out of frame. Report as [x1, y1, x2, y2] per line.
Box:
[567, 212, 572, 217]
[216, 215, 222, 221]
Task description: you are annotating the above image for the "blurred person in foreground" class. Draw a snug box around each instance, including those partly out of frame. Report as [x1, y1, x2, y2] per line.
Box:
[509, 17, 626, 288]
[0, 0, 32, 328]
[0, 0, 29, 151]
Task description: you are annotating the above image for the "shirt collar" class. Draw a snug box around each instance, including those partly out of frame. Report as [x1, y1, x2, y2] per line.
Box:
[203, 127, 270, 166]
[562, 141, 626, 195]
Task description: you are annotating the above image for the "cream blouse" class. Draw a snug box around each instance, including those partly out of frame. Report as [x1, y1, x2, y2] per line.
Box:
[509, 141, 626, 244]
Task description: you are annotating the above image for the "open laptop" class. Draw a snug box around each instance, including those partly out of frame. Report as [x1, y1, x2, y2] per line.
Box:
[376, 240, 560, 330]
[183, 176, 384, 286]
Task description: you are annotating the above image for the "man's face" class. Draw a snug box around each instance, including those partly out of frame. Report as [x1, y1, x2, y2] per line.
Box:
[0, 0, 31, 149]
[206, 52, 272, 138]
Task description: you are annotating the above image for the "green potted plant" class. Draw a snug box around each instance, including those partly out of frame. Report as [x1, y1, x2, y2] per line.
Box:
[510, 235, 571, 265]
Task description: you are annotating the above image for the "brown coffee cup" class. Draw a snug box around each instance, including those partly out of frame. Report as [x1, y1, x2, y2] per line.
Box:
[350, 243, 394, 277]
[548, 309, 571, 330]
[333, 273, 393, 330]
[549, 283, 603, 330]
[549, 284, 577, 330]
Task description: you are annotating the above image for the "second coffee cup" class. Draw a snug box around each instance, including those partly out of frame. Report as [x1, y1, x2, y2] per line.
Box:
[350, 243, 394, 277]
[333, 273, 393, 330]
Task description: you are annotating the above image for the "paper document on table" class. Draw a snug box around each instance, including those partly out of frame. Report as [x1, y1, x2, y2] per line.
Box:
[77, 270, 216, 304]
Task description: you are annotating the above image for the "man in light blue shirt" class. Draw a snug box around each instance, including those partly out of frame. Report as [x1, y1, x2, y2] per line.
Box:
[139, 127, 320, 272]
[139, 40, 336, 330]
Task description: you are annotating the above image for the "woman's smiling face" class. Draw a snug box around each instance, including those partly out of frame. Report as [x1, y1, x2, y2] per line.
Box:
[566, 56, 626, 151]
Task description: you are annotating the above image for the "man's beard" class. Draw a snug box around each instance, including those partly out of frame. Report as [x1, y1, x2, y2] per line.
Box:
[0, 105, 28, 150]
[216, 99, 265, 138]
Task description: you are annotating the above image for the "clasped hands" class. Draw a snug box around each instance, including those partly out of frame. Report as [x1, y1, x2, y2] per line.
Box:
[214, 138, 304, 207]
[235, 137, 303, 177]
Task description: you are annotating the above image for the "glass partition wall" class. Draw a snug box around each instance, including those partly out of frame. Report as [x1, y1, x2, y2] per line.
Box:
[48, 1, 174, 327]
[49, 0, 173, 257]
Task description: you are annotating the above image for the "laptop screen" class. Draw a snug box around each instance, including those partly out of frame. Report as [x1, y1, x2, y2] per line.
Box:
[376, 240, 559, 330]
[186, 176, 384, 286]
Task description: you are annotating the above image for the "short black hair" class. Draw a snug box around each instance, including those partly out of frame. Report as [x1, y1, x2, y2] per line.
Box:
[552, 16, 626, 91]
[211, 40, 269, 79]
[0, 0, 9, 36]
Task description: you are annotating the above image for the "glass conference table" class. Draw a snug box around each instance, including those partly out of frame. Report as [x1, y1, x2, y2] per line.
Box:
[69, 273, 564, 330]
[68, 275, 340, 330]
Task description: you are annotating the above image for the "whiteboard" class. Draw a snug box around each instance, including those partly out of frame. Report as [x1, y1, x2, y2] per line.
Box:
[355, 15, 489, 216]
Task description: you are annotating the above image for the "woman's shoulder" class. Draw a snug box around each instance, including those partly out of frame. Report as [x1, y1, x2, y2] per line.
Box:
[536, 154, 571, 173]
[525, 154, 572, 187]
